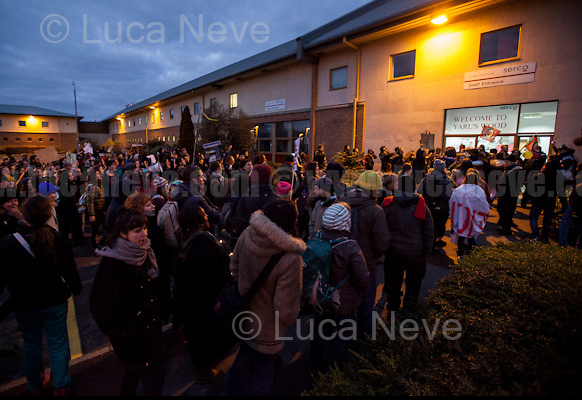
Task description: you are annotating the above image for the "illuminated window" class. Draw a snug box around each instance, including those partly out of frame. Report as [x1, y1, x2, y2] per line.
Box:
[479, 25, 521, 66]
[330, 66, 348, 90]
[152, 114, 155, 123]
[19, 121, 26, 127]
[230, 93, 238, 109]
[390, 50, 416, 80]
[139, 117, 142, 125]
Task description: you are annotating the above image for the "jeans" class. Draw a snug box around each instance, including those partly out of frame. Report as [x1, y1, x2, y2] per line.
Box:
[559, 206, 572, 247]
[14, 302, 71, 392]
[226, 341, 278, 396]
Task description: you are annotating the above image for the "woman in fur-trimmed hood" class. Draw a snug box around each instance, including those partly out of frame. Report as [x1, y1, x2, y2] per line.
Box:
[227, 198, 306, 396]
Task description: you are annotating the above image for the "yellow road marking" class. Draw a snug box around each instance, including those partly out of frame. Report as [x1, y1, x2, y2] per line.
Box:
[66, 296, 83, 360]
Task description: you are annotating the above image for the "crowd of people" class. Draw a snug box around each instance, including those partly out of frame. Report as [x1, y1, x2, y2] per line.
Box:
[0, 138, 581, 396]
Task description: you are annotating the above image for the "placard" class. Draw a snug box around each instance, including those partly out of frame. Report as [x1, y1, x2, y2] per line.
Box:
[34, 147, 61, 165]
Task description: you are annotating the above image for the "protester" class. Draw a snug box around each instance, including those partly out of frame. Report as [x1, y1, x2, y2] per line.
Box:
[85, 168, 106, 248]
[308, 177, 337, 239]
[449, 169, 490, 258]
[176, 205, 232, 384]
[416, 159, 454, 251]
[496, 155, 526, 236]
[226, 198, 306, 396]
[90, 207, 166, 396]
[339, 170, 390, 338]
[0, 195, 82, 396]
[382, 175, 434, 313]
[0, 194, 23, 239]
[310, 202, 369, 370]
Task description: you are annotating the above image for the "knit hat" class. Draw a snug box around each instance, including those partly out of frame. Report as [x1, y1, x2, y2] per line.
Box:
[315, 177, 335, 195]
[250, 163, 272, 186]
[277, 181, 292, 195]
[153, 176, 168, 189]
[322, 203, 351, 232]
[433, 159, 446, 172]
[38, 182, 58, 196]
[354, 170, 382, 191]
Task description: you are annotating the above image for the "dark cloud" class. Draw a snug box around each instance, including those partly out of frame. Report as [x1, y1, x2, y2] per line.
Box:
[0, 0, 371, 121]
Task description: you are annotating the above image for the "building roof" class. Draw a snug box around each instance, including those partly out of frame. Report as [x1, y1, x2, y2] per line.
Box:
[300, 0, 438, 49]
[0, 104, 80, 119]
[103, 0, 440, 122]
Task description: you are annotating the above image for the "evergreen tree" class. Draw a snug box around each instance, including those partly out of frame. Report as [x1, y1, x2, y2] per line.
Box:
[178, 106, 195, 158]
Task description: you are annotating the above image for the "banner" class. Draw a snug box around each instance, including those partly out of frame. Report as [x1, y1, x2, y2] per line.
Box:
[480, 126, 501, 143]
[523, 134, 542, 160]
[292, 137, 301, 172]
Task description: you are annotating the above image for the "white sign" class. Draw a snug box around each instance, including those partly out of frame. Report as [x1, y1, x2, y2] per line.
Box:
[265, 99, 285, 111]
[464, 62, 536, 90]
[444, 104, 520, 136]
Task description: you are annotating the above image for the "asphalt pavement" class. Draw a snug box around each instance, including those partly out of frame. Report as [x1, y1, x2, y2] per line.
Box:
[0, 201, 550, 396]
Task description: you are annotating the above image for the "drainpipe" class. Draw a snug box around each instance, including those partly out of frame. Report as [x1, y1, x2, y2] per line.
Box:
[343, 37, 360, 150]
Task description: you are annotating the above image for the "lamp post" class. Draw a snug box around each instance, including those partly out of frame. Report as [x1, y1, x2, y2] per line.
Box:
[73, 81, 79, 152]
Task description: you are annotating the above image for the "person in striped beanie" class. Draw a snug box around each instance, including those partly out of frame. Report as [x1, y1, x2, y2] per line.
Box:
[312, 202, 369, 370]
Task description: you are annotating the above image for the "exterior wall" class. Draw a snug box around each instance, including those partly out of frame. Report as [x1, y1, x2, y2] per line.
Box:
[238, 63, 313, 116]
[314, 103, 365, 162]
[317, 52, 359, 108]
[355, 0, 582, 155]
[0, 114, 78, 151]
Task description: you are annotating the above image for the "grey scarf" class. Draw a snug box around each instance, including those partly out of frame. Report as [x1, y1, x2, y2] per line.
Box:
[96, 237, 159, 279]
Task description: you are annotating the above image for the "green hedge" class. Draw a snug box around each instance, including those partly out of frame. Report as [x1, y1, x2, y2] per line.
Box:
[307, 241, 582, 396]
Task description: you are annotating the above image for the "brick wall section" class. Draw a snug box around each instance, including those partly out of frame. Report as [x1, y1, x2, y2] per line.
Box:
[314, 102, 365, 164]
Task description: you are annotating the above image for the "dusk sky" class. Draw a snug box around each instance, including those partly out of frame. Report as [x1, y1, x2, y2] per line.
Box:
[0, 0, 372, 122]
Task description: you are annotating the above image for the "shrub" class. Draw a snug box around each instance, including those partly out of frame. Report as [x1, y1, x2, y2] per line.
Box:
[307, 241, 582, 396]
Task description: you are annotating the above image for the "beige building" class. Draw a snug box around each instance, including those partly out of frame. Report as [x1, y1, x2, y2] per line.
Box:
[105, 0, 582, 163]
[0, 105, 80, 152]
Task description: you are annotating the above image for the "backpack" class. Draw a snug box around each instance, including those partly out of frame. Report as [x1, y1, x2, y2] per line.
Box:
[220, 196, 240, 231]
[301, 233, 351, 313]
[157, 200, 180, 246]
[229, 193, 270, 237]
[77, 184, 92, 214]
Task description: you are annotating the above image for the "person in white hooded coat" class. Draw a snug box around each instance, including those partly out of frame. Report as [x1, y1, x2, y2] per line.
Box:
[449, 169, 490, 258]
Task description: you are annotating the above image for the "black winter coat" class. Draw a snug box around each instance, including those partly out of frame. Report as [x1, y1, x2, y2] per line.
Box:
[90, 256, 164, 368]
[0, 225, 82, 314]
